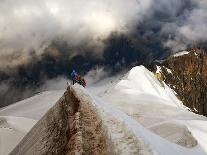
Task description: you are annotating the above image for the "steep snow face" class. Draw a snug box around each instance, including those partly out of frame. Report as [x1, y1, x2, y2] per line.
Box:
[98, 66, 207, 152]
[0, 90, 64, 155]
[0, 90, 64, 120]
[103, 66, 185, 108]
[76, 84, 207, 155]
[0, 116, 37, 155]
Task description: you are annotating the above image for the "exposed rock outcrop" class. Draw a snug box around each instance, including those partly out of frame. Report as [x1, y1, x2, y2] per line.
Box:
[151, 48, 207, 116]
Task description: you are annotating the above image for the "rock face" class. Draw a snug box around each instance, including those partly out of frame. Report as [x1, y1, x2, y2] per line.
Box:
[10, 86, 110, 155]
[151, 48, 207, 116]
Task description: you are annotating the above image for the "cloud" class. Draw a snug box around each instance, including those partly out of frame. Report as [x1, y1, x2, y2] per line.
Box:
[0, 0, 153, 68]
[161, 0, 207, 51]
[84, 67, 109, 85]
[0, 0, 207, 68]
[39, 67, 109, 91]
[180, 7, 207, 41]
[2, 0, 207, 107]
[40, 76, 68, 91]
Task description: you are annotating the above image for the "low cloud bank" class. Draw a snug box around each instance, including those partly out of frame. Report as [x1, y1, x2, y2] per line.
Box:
[1, 0, 207, 69]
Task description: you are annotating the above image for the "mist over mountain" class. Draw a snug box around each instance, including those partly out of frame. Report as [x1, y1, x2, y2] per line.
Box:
[1, 0, 207, 107]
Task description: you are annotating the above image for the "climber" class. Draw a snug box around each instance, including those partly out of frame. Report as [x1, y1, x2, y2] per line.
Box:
[81, 78, 86, 87]
[70, 69, 78, 85]
[70, 70, 86, 87]
[75, 75, 86, 87]
[78, 76, 86, 87]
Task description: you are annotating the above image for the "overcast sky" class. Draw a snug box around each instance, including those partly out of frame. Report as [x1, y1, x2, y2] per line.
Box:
[0, 0, 207, 68]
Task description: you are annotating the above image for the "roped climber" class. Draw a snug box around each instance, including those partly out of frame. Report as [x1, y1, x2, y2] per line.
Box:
[70, 69, 86, 87]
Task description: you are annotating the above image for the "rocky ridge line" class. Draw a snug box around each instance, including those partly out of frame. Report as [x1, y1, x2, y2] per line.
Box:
[151, 48, 207, 116]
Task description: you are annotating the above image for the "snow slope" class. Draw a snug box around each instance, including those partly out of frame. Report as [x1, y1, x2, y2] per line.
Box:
[0, 90, 64, 120]
[0, 90, 64, 155]
[76, 85, 206, 155]
[1, 65, 207, 155]
[102, 66, 185, 108]
[98, 66, 207, 153]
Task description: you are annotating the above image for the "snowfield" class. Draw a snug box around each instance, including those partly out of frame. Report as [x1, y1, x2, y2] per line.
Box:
[88, 66, 207, 154]
[173, 51, 190, 57]
[1, 66, 207, 155]
[0, 90, 64, 155]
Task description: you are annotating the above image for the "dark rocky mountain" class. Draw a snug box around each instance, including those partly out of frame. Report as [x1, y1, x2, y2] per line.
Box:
[150, 48, 207, 116]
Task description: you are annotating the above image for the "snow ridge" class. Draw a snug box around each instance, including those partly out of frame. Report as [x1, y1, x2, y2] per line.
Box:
[1, 65, 207, 155]
[74, 85, 153, 155]
[78, 85, 206, 155]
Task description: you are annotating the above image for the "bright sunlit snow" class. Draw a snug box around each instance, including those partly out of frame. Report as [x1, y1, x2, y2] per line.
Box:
[1, 66, 207, 155]
[173, 51, 189, 57]
[0, 90, 64, 154]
